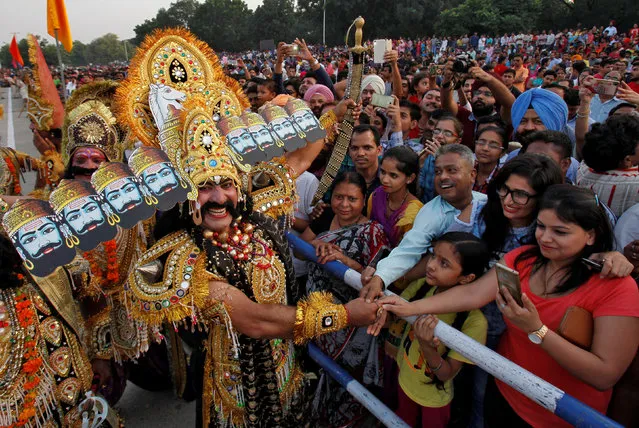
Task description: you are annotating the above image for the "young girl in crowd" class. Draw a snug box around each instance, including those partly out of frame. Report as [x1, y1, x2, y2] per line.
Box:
[376, 185, 639, 428]
[368, 147, 423, 247]
[473, 126, 507, 194]
[392, 232, 490, 428]
[408, 72, 430, 104]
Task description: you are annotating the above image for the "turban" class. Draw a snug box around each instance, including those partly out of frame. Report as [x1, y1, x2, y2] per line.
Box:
[303, 84, 335, 103]
[511, 88, 568, 132]
[360, 75, 385, 97]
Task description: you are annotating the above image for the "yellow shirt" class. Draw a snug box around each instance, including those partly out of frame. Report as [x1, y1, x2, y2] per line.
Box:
[396, 287, 487, 408]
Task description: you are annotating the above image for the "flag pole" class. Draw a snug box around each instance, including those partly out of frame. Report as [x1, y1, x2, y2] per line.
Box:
[53, 29, 67, 101]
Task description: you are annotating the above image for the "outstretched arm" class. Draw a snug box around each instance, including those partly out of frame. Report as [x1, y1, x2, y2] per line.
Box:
[209, 280, 379, 341]
[284, 98, 360, 175]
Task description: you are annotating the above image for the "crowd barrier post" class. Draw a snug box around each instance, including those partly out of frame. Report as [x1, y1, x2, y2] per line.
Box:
[287, 233, 622, 428]
[307, 343, 410, 428]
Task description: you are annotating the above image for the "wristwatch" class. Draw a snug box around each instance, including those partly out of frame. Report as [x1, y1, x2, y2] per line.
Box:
[528, 324, 549, 345]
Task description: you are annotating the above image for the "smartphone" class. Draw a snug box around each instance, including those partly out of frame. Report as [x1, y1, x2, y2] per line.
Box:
[580, 257, 603, 272]
[371, 93, 394, 108]
[595, 79, 619, 96]
[373, 39, 391, 64]
[285, 44, 299, 56]
[495, 263, 523, 307]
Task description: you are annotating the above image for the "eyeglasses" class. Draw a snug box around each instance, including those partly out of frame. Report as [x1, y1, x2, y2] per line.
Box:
[433, 128, 458, 138]
[496, 184, 536, 205]
[475, 139, 504, 150]
[473, 90, 494, 98]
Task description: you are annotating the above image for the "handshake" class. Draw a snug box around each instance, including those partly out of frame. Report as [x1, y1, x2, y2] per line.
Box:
[343, 266, 390, 327]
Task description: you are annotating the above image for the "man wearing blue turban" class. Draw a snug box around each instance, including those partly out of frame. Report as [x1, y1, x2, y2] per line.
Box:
[511, 88, 569, 138]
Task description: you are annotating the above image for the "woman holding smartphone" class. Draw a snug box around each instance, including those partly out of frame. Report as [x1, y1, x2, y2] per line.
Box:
[373, 185, 639, 428]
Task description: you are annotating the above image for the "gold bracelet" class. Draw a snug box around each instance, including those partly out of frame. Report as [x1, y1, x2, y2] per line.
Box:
[293, 291, 348, 345]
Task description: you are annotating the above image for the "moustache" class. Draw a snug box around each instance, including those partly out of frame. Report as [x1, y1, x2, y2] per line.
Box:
[77, 219, 103, 234]
[70, 166, 98, 177]
[202, 201, 241, 218]
[31, 241, 60, 258]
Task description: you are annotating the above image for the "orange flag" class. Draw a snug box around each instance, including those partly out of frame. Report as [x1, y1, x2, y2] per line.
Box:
[47, 0, 73, 52]
[27, 34, 65, 130]
[9, 36, 24, 67]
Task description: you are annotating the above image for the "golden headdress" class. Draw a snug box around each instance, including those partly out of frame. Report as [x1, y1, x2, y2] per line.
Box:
[50, 179, 96, 213]
[128, 146, 171, 176]
[91, 162, 136, 194]
[115, 28, 249, 148]
[62, 81, 129, 164]
[3, 199, 56, 237]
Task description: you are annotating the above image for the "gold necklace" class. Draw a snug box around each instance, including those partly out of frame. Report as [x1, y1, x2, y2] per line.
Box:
[386, 189, 409, 212]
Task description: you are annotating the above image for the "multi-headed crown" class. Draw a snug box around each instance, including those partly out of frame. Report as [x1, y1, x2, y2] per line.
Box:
[50, 180, 96, 213]
[129, 146, 172, 176]
[91, 162, 136, 193]
[180, 104, 241, 187]
[3, 199, 56, 237]
[241, 111, 268, 128]
[217, 116, 246, 135]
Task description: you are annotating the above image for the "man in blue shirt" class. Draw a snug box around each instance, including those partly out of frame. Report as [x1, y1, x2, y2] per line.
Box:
[361, 144, 487, 301]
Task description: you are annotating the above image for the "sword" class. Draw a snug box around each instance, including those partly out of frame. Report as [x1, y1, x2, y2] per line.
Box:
[312, 16, 366, 206]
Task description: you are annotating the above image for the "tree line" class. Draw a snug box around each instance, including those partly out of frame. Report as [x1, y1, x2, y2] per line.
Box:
[2, 0, 638, 68]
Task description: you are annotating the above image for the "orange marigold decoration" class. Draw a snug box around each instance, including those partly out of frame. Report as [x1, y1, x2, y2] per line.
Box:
[83, 239, 119, 288]
[4, 156, 21, 195]
[14, 290, 43, 427]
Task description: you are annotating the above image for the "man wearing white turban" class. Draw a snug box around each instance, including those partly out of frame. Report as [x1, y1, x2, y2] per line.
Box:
[360, 74, 386, 107]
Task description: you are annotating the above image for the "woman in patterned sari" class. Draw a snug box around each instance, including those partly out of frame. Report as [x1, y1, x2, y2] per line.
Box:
[301, 171, 390, 426]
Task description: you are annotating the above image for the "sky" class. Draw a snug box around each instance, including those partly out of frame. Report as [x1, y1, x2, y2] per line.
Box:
[0, 0, 264, 46]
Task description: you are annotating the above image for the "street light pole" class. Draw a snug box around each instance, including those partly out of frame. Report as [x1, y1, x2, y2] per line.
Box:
[322, 0, 326, 46]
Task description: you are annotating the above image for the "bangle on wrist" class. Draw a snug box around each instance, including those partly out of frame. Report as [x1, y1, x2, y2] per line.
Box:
[427, 357, 444, 373]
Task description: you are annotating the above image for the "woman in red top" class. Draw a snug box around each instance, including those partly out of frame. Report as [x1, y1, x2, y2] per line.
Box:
[377, 185, 639, 427]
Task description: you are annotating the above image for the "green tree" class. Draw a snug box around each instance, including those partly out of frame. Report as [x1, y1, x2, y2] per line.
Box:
[188, 0, 253, 51]
[133, 0, 201, 45]
[86, 34, 126, 64]
[250, 0, 296, 46]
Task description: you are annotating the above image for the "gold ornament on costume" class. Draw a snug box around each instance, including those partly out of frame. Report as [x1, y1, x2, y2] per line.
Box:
[293, 291, 349, 345]
[128, 146, 171, 176]
[115, 27, 249, 148]
[62, 81, 129, 164]
[91, 162, 135, 194]
[177, 98, 244, 193]
[2, 199, 55, 237]
[49, 179, 97, 213]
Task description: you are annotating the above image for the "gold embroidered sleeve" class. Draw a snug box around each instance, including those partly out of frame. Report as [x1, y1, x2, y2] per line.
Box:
[246, 160, 298, 220]
[319, 109, 338, 141]
[293, 291, 349, 345]
[128, 232, 212, 327]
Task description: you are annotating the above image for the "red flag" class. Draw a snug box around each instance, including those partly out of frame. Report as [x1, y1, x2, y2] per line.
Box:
[9, 36, 24, 67]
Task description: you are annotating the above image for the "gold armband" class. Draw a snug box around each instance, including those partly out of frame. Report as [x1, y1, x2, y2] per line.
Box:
[319, 110, 338, 141]
[293, 291, 349, 345]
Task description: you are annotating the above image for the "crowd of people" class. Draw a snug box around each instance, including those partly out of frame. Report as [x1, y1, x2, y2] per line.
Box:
[1, 18, 639, 428]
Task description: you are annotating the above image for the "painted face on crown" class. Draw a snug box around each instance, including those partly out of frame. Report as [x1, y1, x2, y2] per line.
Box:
[103, 177, 143, 214]
[17, 217, 63, 259]
[248, 125, 274, 149]
[227, 129, 258, 155]
[62, 196, 105, 235]
[142, 162, 179, 196]
[271, 118, 297, 140]
[292, 110, 318, 132]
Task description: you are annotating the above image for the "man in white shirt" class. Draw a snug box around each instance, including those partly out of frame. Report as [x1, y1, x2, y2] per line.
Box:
[604, 21, 618, 38]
